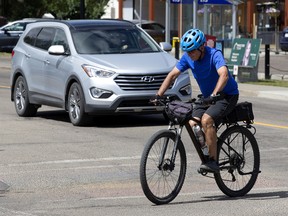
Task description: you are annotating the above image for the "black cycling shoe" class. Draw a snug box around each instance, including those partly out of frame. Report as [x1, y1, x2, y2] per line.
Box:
[198, 159, 220, 173]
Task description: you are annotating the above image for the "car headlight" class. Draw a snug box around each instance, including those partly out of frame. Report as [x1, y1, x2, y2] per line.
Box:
[82, 64, 115, 78]
[179, 84, 191, 96]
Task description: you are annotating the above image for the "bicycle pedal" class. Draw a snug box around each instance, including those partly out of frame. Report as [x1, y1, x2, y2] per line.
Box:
[197, 168, 208, 176]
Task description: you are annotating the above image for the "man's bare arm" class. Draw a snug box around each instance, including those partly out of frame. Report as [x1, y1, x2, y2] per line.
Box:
[157, 67, 181, 96]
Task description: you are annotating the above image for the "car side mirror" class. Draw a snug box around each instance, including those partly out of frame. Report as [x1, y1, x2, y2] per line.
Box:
[48, 45, 69, 55]
[159, 42, 172, 52]
[4, 29, 10, 35]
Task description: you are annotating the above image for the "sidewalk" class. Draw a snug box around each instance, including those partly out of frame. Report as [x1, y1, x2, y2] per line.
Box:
[0, 54, 11, 69]
[190, 76, 288, 102]
[1, 53, 288, 101]
[238, 82, 288, 101]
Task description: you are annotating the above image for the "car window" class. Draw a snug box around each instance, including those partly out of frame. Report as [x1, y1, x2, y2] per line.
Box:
[24, 27, 42, 46]
[51, 29, 69, 51]
[150, 23, 164, 31]
[72, 27, 160, 54]
[141, 24, 154, 30]
[4, 22, 27, 31]
[35, 27, 56, 51]
[142, 23, 164, 31]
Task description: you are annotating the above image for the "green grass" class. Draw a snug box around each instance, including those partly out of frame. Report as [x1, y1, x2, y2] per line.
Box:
[247, 79, 288, 88]
[0, 52, 10, 56]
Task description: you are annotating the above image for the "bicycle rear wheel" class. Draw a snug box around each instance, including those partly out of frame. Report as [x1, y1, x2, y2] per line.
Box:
[214, 125, 260, 197]
[140, 130, 187, 205]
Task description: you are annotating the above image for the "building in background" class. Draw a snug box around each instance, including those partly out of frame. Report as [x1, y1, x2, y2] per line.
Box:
[104, 0, 288, 50]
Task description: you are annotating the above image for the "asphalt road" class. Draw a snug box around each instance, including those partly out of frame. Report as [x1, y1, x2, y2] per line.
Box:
[1, 66, 288, 215]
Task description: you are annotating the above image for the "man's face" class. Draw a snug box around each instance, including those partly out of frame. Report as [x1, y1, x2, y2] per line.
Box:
[187, 46, 203, 61]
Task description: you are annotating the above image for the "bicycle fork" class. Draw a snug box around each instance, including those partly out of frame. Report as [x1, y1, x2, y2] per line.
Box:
[158, 126, 183, 172]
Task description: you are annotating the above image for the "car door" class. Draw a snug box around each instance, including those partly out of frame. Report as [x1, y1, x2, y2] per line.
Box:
[26, 27, 56, 100]
[20, 27, 47, 97]
[43, 28, 71, 105]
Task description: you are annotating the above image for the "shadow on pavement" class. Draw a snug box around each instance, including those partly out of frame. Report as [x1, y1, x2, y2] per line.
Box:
[168, 190, 288, 206]
[36, 110, 168, 127]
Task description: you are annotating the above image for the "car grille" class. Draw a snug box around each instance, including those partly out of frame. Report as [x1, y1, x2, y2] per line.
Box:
[114, 73, 173, 91]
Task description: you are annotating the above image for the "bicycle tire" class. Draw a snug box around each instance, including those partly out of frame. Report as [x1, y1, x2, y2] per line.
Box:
[214, 125, 260, 197]
[140, 129, 187, 205]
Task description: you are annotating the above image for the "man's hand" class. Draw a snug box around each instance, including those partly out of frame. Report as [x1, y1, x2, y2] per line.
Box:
[150, 94, 162, 105]
[202, 96, 216, 106]
[202, 94, 222, 106]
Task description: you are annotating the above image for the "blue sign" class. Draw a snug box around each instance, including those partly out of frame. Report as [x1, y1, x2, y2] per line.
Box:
[170, 0, 193, 4]
[198, 0, 231, 4]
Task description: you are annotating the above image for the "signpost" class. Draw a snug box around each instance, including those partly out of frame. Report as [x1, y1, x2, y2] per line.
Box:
[229, 38, 261, 67]
[228, 38, 261, 82]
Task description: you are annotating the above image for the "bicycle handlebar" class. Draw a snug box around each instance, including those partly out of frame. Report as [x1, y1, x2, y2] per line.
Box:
[150, 93, 222, 106]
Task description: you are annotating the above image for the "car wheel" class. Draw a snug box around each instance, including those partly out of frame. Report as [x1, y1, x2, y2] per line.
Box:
[13, 76, 38, 117]
[68, 82, 89, 126]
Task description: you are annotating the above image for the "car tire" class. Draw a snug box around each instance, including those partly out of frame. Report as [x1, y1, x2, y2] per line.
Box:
[68, 82, 90, 126]
[13, 76, 38, 117]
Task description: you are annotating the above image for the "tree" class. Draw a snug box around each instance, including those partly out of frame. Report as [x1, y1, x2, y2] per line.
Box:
[87, 0, 110, 18]
[43, 0, 110, 19]
[4, 0, 110, 21]
[8, 0, 47, 20]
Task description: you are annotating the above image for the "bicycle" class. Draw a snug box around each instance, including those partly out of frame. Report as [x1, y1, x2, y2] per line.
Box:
[139, 96, 261, 205]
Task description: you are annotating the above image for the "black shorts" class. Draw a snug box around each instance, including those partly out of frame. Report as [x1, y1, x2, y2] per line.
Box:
[192, 94, 239, 123]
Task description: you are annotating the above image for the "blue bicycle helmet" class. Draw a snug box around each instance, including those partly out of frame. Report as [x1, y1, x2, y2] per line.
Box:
[180, 29, 206, 52]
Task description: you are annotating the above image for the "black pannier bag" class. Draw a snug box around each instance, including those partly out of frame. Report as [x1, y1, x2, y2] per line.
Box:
[223, 101, 254, 124]
[165, 100, 193, 125]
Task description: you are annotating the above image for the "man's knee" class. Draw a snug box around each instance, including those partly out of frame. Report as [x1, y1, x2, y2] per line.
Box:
[201, 114, 214, 129]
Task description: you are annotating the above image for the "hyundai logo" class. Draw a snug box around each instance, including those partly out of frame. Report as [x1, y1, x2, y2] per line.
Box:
[141, 76, 155, 83]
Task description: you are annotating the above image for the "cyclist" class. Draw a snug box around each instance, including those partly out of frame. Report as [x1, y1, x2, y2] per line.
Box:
[155, 28, 239, 173]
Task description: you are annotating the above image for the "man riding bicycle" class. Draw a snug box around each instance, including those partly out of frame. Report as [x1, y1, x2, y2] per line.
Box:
[155, 28, 239, 173]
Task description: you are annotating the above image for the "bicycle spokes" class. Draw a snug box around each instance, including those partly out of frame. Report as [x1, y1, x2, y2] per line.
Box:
[215, 126, 260, 197]
[140, 130, 187, 205]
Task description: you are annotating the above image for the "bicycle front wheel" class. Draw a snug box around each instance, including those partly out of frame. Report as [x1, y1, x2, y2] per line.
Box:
[215, 125, 260, 197]
[140, 130, 187, 205]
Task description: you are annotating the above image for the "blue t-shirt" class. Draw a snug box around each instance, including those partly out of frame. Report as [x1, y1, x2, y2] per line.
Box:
[176, 47, 239, 98]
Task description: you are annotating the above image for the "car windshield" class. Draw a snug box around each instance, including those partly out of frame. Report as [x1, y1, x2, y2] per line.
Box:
[71, 26, 160, 54]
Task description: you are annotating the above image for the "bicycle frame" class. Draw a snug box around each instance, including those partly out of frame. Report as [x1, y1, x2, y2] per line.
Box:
[167, 118, 256, 170]
[165, 117, 208, 166]
[184, 123, 208, 163]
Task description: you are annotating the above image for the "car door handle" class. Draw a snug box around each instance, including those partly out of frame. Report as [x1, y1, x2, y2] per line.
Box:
[44, 60, 50, 65]
[24, 53, 31, 58]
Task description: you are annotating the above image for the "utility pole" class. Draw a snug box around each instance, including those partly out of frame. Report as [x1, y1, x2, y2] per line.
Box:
[80, 0, 85, 19]
[165, 0, 171, 43]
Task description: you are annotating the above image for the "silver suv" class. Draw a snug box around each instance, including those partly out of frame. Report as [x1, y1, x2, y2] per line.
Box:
[10, 19, 191, 126]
